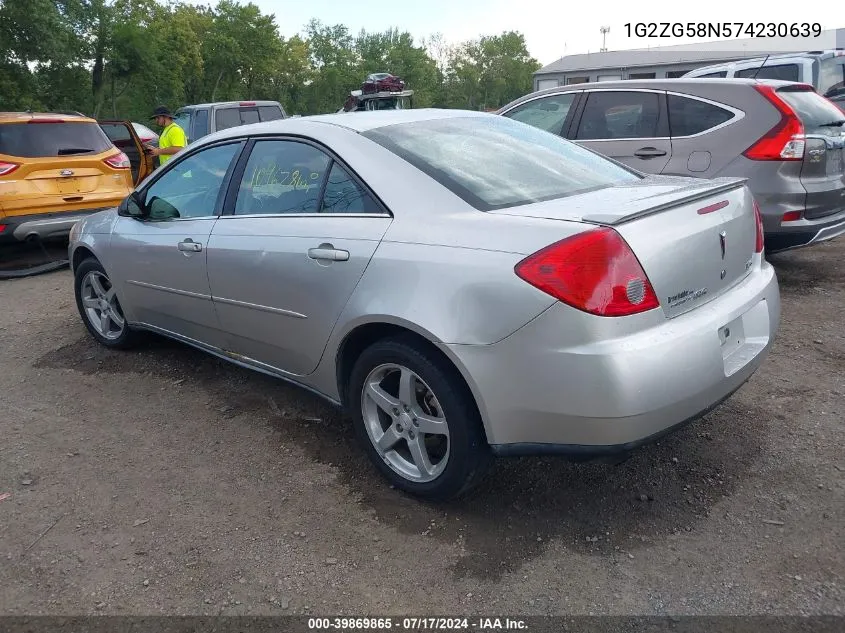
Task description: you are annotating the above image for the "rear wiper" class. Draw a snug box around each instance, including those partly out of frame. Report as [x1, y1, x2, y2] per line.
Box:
[56, 147, 94, 155]
[819, 121, 845, 127]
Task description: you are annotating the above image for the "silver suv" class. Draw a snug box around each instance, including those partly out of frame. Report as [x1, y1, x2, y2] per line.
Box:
[173, 101, 286, 144]
[498, 79, 845, 252]
[683, 50, 845, 112]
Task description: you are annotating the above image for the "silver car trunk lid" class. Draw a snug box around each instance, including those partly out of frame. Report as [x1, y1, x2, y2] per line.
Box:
[490, 176, 758, 318]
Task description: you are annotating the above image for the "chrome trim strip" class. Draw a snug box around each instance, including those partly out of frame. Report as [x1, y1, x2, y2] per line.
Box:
[215, 213, 391, 220]
[126, 279, 211, 301]
[128, 322, 342, 407]
[213, 295, 307, 319]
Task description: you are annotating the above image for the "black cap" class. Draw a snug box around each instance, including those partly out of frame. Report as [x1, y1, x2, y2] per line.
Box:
[150, 105, 174, 120]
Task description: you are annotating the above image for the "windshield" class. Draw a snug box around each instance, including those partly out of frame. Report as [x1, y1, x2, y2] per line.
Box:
[0, 122, 113, 158]
[173, 111, 192, 138]
[363, 115, 641, 211]
[819, 57, 845, 98]
[778, 87, 845, 136]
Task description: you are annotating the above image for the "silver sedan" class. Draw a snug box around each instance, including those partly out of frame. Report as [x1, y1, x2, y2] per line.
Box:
[68, 109, 781, 500]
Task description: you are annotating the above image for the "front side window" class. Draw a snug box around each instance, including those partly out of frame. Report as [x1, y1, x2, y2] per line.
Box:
[576, 91, 661, 140]
[234, 140, 329, 215]
[668, 94, 734, 137]
[363, 115, 640, 211]
[191, 109, 209, 140]
[502, 93, 576, 135]
[172, 111, 192, 137]
[143, 143, 240, 220]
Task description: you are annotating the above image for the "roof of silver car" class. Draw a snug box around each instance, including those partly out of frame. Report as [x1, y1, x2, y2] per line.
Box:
[497, 78, 803, 112]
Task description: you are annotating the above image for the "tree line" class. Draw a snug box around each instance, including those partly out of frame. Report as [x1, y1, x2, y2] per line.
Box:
[0, 0, 541, 121]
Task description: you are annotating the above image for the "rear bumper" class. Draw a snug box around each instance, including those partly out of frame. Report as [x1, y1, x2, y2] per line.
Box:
[764, 211, 845, 253]
[449, 260, 779, 452]
[0, 208, 109, 244]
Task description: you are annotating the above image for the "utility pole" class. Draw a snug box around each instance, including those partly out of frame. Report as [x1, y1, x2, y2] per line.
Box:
[600, 26, 610, 52]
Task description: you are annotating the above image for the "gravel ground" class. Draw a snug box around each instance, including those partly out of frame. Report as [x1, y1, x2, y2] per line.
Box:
[0, 239, 842, 616]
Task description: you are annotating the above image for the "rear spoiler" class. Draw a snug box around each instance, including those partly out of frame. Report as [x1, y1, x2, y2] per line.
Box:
[582, 179, 748, 225]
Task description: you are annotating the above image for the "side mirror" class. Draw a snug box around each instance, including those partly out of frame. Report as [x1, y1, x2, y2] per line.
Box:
[118, 192, 145, 218]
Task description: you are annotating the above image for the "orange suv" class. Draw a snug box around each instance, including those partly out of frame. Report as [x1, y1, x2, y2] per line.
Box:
[0, 112, 152, 245]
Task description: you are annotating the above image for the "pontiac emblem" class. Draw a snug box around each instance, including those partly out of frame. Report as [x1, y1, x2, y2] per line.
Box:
[719, 230, 727, 260]
[59, 169, 74, 177]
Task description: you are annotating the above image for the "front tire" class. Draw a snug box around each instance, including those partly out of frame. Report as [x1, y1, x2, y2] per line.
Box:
[348, 335, 492, 501]
[74, 258, 138, 349]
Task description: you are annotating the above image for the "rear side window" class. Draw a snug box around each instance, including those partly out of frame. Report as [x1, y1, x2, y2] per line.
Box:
[667, 95, 735, 137]
[576, 91, 661, 140]
[735, 64, 800, 82]
[699, 71, 728, 78]
[363, 115, 640, 211]
[259, 105, 284, 121]
[777, 88, 845, 136]
[215, 108, 242, 131]
[0, 122, 113, 158]
[502, 93, 576, 135]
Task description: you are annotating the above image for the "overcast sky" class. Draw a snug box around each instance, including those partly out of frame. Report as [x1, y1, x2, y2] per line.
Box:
[204, 0, 841, 66]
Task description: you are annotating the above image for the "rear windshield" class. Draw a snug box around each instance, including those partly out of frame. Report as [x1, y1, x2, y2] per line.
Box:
[0, 122, 113, 158]
[778, 88, 845, 136]
[819, 57, 845, 99]
[362, 116, 641, 211]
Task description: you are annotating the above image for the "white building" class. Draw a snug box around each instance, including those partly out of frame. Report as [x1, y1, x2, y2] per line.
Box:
[534, 27, 845, 90]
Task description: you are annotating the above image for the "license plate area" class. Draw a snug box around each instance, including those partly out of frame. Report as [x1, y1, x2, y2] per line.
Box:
[56, 178, 79, 194]
[719, 300, 771, 377]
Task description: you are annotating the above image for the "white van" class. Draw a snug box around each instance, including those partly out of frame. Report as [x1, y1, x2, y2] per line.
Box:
[684, 50, 845, 110]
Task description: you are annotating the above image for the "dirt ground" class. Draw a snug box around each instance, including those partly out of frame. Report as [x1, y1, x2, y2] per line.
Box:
[0, 239, 842, 616]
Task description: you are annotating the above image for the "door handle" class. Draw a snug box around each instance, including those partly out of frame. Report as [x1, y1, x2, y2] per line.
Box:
[308, 244, 349, 262]
[634, 147, 668, 158]
[178, 239, 202, 253]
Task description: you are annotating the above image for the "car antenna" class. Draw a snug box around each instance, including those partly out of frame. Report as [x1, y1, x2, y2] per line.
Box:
[751, 54, 771, 80]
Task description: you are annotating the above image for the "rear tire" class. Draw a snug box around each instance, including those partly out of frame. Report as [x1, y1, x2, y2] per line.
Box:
[74, 258, 139, 349]
[347, 335, 492, 501]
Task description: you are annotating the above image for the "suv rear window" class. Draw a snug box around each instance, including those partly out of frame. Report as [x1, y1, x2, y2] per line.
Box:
[0, 122, 113, 158]
[778, 87, 845, 136]
[819, 57, 845, 99]
[363, 115, 640, 211]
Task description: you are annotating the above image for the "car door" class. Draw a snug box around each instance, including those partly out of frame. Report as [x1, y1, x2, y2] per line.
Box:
[499, 91, 581, 137]
[109, 140, 244, 346]
[98, 120, 155, 186]
[568, 89, 672, 172]
[206, 137, 392, 376]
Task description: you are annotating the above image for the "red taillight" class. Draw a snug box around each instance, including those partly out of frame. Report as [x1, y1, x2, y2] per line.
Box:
[782, 210, 803, 223]
[27, 118, 65, 124]
[0, 224, 7, 234]
[239, 101, 256, 106]
[0, 161, 19, 176]
[514, 228, 660, 317]
[140, 137, 153, 143]
[104, 151, 131, 169]
[753, 200, 765, 253]
[744, 85, 805, 161]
